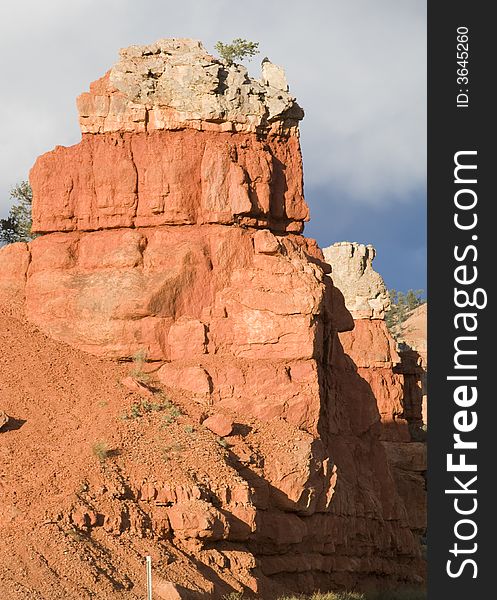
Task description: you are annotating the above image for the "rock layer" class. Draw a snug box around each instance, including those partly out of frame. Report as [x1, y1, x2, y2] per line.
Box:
[79, 39, 303, 135]
[30, 130, 308, 234]
[0, 39, 424, 597]
[31, 39, 307, 235]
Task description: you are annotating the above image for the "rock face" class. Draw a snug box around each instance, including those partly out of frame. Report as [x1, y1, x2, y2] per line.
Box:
[0, 40, 424, 597]
[0, 242, 30, 305]
[80, 39, 303, 135]
[397, 304, 428, 425]
[323, 242, 390, 319]
[323, 243, 427, 541]
[31, 39, 307, 235]
[398, 303, 427, 361]
[30, 130, 308, 234]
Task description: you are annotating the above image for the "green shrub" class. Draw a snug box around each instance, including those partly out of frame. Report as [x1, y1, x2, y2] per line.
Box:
[122, 396, 179, 422]
[385, 289, 425, 333]
[214, 38, 259, 65]
[1, 181, 35, 244]
[130, 349, 150, 382]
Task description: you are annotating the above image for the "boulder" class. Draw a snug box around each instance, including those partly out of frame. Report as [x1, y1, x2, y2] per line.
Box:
[202, 413, 233, 437]
[166, 500, 229, 540]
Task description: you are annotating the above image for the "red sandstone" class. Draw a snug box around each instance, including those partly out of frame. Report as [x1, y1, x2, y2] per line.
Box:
[0, 38, 425, 598]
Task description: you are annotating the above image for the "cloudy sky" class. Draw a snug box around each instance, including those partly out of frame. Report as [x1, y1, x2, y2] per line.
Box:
[0, 0, 426, 291]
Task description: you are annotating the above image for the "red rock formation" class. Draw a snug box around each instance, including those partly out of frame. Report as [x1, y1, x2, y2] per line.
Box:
[30, 130, 307, 234]
[397, 303, 428, 426]
[0, 40, 424, 597]
[324, 242, 427, 541]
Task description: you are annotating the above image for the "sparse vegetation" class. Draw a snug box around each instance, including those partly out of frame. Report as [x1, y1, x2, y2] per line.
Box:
[121, 395, 179, 422]
[131, 403, 143, 418]
[214, 38, 259, 65]
[65, 528, 86, 542]
[1, 181, 36, 244]
[161, 403, 182, 427]
[161, 443, 183, 462]
[130, 348, 150, 383]
[217, 436, 229, 449]
[92, 440, 109, 463]
[222, 590, 425, 600]
[385, 289, 425, 333]
[157, 393, 182, 426]
[366, 590, 426, 600]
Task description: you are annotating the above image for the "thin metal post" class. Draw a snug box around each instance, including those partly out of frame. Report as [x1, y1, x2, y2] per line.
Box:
[146, 555, 153, 600]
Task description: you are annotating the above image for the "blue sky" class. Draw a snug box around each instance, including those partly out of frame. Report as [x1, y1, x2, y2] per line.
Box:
[0, 0, 426, 292]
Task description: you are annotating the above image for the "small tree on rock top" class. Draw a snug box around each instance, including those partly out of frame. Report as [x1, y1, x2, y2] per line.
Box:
[214, 38, 260, 65]
[385, 288, 425, 333]
[1, 181, 35, 244]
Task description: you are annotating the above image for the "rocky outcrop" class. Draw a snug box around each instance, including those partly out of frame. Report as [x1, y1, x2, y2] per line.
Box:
[323, 242, 390, 319]
[397, 304, 428, 426]
[0, 40, 424, 597]
[31, 39, 307, 235]
[398, 304, 427, 362]
[323, 242, 427, 541]
[79, 39, 303, 135]
[0, 242, 30, 305]
[30, 130, 308, 234]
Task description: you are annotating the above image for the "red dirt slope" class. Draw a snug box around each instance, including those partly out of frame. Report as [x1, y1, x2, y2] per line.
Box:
[0, 304, 270, 598]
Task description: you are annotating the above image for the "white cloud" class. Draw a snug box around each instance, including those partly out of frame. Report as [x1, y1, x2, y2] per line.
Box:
[0, 0, 425, 216]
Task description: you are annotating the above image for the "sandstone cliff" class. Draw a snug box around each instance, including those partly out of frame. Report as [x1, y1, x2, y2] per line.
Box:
[323, 242, 427, 541]
[397, 304, 428, 426]
[0, 40, 424, 598]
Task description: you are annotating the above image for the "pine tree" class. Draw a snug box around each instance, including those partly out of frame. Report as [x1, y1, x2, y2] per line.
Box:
[214, 39, 260, 65]
[385, 288, 425, 332]
[1, 181, 35, 244]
